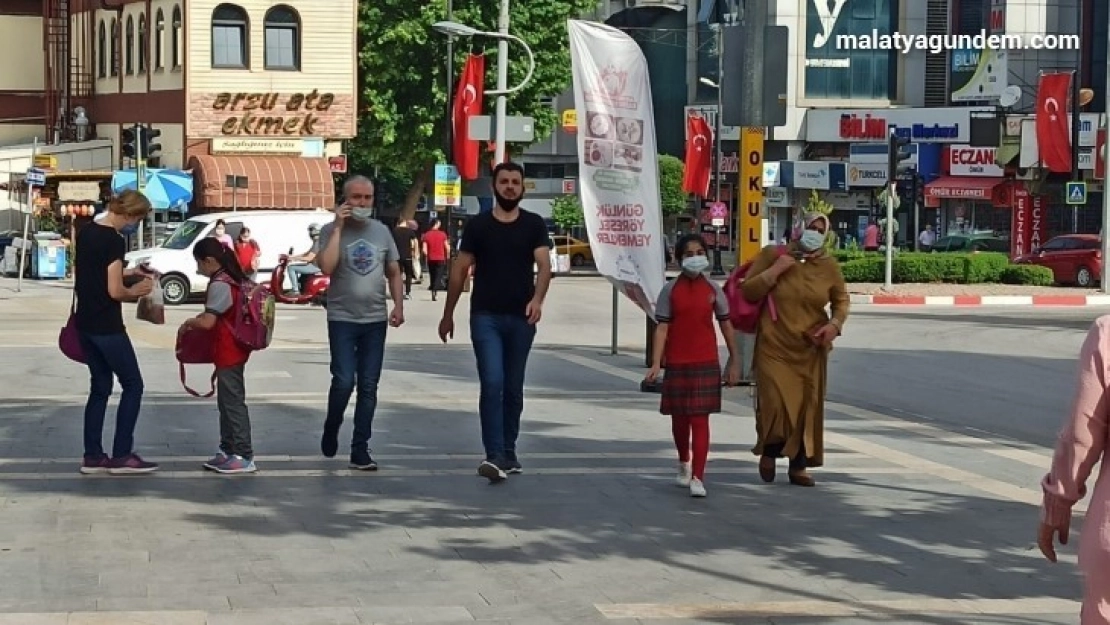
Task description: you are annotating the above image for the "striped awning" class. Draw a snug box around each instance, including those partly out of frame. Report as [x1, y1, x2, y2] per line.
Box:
[187, 155, 335, 210]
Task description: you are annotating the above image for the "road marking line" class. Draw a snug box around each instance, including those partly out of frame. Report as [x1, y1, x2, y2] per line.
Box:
[595, 597, 1079, 619]
[0, 466, 913, 480]
[0, 610, 208, 625]
[550, 351, 1078, 511]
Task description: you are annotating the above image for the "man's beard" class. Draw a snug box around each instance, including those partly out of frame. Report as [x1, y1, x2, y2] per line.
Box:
[494, 190, 522, 210]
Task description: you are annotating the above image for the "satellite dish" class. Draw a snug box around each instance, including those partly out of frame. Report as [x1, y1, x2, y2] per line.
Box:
[999, 86, 1022, 108]
[1080, 88, 1095, 106]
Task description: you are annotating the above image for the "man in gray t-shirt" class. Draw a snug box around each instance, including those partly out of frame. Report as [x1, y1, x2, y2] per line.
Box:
[315, 176, 405, 471]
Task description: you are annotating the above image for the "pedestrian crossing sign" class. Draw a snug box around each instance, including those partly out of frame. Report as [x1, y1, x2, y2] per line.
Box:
[1066, 181, 1087, 205]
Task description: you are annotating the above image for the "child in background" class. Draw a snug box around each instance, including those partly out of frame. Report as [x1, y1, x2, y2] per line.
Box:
[180, 238, 257, 474]
[645, 234, 741, 497]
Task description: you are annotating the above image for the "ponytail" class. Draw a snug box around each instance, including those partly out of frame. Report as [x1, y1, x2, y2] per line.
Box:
[193, 237, 250, 283]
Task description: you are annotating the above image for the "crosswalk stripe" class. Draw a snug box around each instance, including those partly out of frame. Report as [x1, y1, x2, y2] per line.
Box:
[595, 597, 1079, 619]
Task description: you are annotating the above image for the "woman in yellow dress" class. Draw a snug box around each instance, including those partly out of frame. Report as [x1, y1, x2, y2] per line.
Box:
[740, 212, 850, 487]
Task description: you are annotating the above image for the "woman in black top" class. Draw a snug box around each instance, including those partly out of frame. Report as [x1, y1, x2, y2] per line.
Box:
[75, 190, 159, 475]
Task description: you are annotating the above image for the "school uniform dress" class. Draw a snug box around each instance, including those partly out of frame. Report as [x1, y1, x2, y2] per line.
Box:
[656, 275, 730, 416]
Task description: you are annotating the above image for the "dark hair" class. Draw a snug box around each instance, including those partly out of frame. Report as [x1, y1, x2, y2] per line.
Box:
[674, 233, 708, 259]
[430, 219, 440, 229]
[193, 237, 249, 282]
[492, 161, 525, 181]
[215, 219, 226, 227]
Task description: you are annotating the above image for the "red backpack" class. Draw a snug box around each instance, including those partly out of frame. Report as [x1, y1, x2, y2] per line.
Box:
[176, 275, 276, 397]
[723, 245, 787, 334]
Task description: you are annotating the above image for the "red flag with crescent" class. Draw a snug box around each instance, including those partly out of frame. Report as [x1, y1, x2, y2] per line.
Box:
[682, 114, 713, 197]
[1035, 72, 1073, 174]
[453, 54, 486, 180]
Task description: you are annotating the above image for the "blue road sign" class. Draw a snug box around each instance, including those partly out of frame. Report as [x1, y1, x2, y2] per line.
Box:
[25, 168, 45, 187]
[1066, 181, 1087, 205]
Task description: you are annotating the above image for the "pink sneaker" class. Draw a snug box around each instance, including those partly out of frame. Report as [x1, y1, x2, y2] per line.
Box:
[107, 453, 159, 475]
[79, 454, 111, 475]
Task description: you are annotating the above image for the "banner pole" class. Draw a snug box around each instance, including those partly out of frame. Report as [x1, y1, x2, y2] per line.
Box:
[610, 284, 618, 355]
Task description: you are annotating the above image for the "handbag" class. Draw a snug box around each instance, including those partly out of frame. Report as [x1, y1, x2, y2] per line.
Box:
[176, 327, 217, 397]
[58, 290, 86, 364]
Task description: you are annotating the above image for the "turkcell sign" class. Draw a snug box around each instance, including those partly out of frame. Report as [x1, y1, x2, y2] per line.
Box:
[839, 113, 959, 142]
[847, 163, 888, 188]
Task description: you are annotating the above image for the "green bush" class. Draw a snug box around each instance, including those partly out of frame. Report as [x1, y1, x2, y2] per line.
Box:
[1000, 264, 1055, 286]
[835, 251, 1047, 285]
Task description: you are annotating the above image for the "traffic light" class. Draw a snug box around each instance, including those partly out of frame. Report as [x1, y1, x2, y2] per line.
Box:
[141, 125, 162, 160]
[121, 124, 139, 159]
[887, 130, 912, 181]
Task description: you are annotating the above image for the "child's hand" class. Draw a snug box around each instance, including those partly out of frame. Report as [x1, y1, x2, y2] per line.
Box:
[644, 365, 662, 383]
[725, 360, 741, 386]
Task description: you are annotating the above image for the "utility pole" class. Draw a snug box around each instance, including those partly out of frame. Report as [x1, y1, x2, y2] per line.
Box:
[885, 130, 911, 289]
[1102, 3, 1110, 294]
[711, 26, 725, 276]
[135, 124, 146, 246]
[737, 0, 766, 128]
[1071, 1, 1083, 233]
[493, 0, 509, 164]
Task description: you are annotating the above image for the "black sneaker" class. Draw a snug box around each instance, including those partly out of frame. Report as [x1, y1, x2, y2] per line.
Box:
[478, 460, 507, 483]
[321, 417, 342, 458]
[500, 458, 523, 475]
[349, 449, 378, 471]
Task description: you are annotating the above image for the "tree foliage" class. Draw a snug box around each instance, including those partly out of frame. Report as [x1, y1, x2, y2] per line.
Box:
[550, 194, 584, 230]
[352, 0, 597, 218]
[657, 154, 687, 217]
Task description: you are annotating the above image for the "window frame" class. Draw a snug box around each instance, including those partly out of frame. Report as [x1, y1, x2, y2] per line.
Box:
[211, 3, 250, 70]
[125, 15, 134, 75]
[110, 18, 119, 76]
[154, 9, 165, 71]
[97, 21, 107, 78]
[264, 5, 301, 71]
[171, 5, 183, 70]
[137, 13, 147, 73]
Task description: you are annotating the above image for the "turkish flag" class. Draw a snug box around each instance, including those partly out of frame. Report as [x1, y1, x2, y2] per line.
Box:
[452, 54, 485, 180]
[1035, 72, 1073, 173]
[683, 114, 712, 197]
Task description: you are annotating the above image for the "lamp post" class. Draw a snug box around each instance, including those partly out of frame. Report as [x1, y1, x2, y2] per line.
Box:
[1102, 4, 1110, 294]
[699, 75, 726, 276]
[433, 3, 536, 165]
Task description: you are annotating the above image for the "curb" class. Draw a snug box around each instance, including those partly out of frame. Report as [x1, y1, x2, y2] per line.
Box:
[850, 294, 1110, 307]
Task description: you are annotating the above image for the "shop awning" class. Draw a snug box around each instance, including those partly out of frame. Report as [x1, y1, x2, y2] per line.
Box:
[187, 155, 335, 210]
[924, 176, 1006, 207]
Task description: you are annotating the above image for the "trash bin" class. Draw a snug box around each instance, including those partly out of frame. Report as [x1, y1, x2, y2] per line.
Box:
[31, 233, 67, 279]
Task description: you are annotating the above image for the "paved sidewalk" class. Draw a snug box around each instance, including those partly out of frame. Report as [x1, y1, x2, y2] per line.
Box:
[0, 274, 1089, 624]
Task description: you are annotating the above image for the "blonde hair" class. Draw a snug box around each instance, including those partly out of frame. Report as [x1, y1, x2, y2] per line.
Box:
[109, 190, 153, 218]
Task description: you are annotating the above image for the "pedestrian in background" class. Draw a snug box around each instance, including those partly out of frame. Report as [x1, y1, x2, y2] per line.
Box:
[645, 234, 740, 498]
[234, 226, 261, 281]
[74, 190, 159, 475]
[742, 212, 849, 487]
[422, 219, 450, 301]
[211, 219, 234, 249]
[1039, 315, 1110, 623]
[392, 219, 418, 300]
[181, 238, 257, 474]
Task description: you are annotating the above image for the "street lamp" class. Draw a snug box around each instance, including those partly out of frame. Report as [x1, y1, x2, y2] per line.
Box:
[698, 77, 726, 276]
[433, 6, 536, 165]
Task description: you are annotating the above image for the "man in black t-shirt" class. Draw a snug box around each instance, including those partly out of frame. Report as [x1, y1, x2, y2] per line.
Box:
[438, 162, 553, 483]
[392, 220, 418, 298]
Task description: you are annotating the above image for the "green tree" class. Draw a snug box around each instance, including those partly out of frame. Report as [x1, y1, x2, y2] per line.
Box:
[657, 154, 687, 216]
[352, 0, 597, 219]
[551, 194, 584, 231]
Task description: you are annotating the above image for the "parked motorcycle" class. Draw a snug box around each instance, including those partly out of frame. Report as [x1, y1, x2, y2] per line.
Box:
[271, 247, 329, 307]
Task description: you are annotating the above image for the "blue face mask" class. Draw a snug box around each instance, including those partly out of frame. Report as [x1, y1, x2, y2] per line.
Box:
[120, 222, 139, 236]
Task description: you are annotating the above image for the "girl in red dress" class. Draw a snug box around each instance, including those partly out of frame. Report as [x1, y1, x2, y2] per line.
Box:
[645, 234, 741, 497]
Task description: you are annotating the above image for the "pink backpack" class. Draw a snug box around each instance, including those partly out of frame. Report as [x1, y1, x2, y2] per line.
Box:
[723, 245, 787, 334]
[211, 274, 276, 352]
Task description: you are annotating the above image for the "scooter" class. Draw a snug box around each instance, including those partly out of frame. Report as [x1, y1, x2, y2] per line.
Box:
[271, 247, 329, 307]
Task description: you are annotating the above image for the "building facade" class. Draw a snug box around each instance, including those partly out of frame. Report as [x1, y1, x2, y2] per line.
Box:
[0, 0, 357, 213]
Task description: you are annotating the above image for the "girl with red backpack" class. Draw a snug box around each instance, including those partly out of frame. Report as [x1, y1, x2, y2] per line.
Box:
[179, 238, 257, 474]
[644, 234, 741, 498]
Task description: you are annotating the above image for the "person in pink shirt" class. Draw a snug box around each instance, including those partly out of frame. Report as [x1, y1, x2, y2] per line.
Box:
[1039, 315, 1110, 624]
[862, 219, 880, 252]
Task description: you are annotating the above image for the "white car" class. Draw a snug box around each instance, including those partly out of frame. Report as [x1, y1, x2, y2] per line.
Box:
[125, 210, 330, 305]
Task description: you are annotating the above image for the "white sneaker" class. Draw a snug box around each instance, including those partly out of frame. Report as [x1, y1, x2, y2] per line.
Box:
[689, 478, 707, 497]
[675, 462, 692, 487]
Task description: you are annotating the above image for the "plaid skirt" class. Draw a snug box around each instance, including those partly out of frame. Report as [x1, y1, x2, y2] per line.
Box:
[659, 361, 722, 416]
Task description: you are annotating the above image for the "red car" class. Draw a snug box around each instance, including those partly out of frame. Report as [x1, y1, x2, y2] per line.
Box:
[1014, 234, 1102, 287]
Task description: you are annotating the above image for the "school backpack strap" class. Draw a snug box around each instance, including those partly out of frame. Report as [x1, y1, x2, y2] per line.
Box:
[179, 363, 217, 398]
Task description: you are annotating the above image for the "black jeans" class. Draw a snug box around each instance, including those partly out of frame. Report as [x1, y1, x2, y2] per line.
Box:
[428, 261, 447, 295]
[763, 442, 807, 471]
[399, 258, 415, 295]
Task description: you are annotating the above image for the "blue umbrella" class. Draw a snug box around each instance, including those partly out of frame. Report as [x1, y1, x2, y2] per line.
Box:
[110, 168, 193, 209]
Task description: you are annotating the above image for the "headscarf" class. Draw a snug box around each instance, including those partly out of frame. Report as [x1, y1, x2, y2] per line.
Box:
[790, 212, 830, 242]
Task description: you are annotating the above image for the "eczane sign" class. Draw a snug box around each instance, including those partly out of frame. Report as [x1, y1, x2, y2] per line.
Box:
[948, 145, 1003, 177]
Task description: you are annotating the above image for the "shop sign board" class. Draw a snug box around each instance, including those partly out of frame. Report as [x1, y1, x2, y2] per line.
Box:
[948, 145, 1004, 177]
[1011, 189, 1046, 259]
[433, 164, 462, 207]
[847, 163, 887, 188]
[737, 127, 764, 264]
[806, 107, 993, 143]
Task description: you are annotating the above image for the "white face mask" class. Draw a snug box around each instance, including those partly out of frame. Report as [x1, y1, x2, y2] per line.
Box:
[681, 255, 710, 275]
[349, 208, 373, 222]
[799, 229, 826, 252]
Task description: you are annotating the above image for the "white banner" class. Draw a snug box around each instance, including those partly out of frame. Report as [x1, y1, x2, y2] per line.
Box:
[568, 19, 665, 318]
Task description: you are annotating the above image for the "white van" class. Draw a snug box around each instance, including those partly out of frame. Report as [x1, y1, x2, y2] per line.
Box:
[124, 210, 330, 305]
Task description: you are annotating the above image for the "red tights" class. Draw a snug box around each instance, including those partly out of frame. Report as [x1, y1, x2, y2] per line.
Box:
[671, 415, 710, 479]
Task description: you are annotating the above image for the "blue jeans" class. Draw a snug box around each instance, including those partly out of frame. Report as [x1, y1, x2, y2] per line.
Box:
[288, 264, 321, 294]
[470, 313, 537, 461]
[79, 332, 145, 458]
[326, 320, 387, 452]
